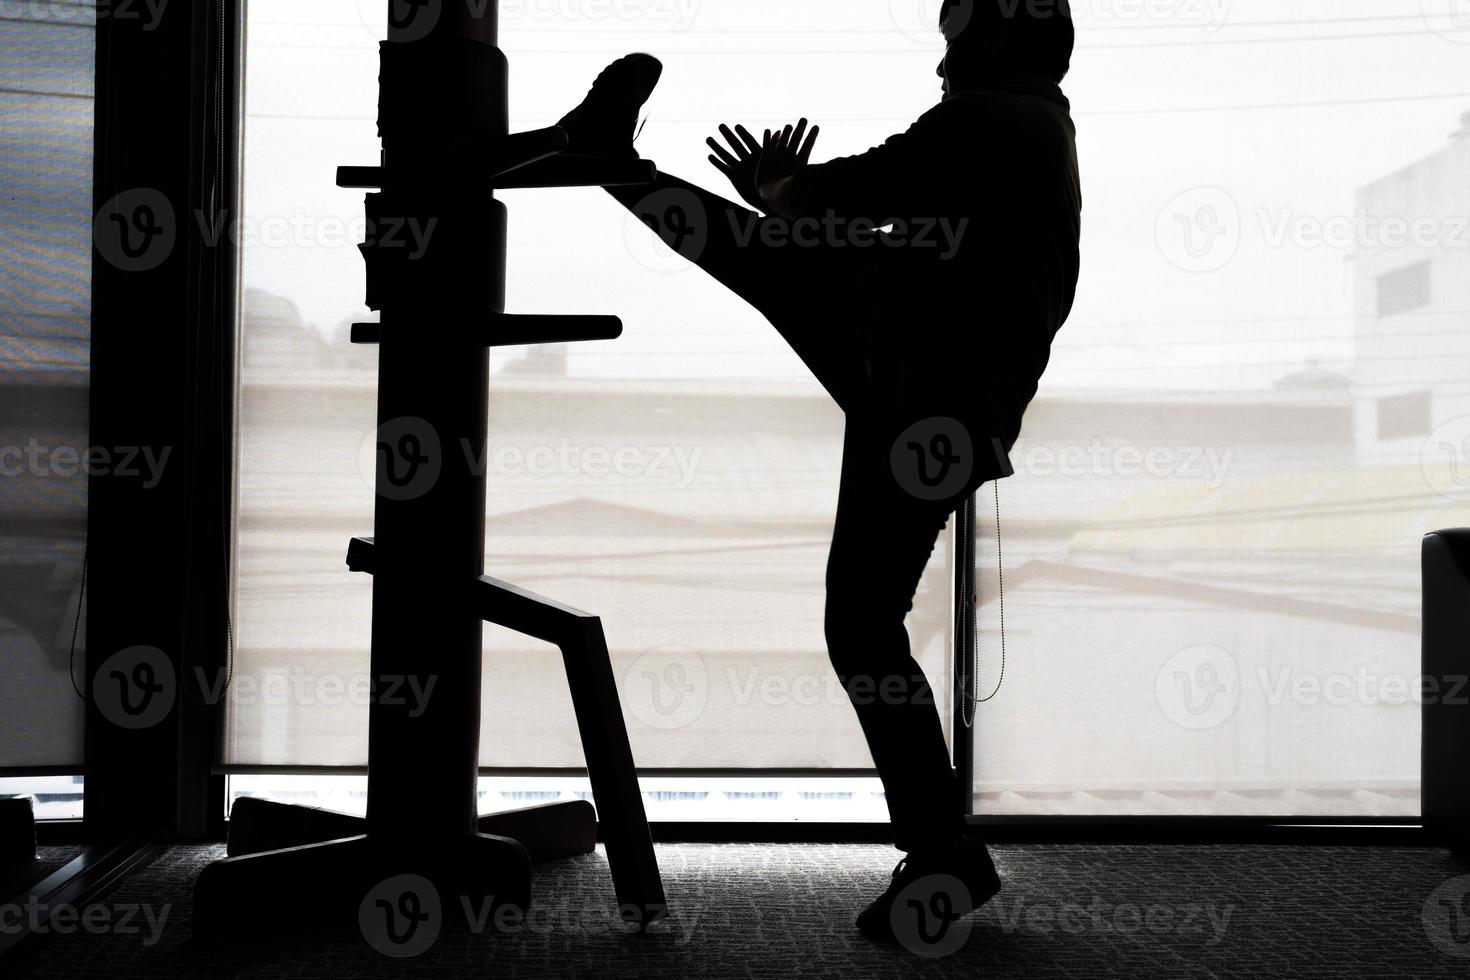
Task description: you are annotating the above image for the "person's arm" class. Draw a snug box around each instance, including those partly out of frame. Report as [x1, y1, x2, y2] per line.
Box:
[785, 108, 946, 222]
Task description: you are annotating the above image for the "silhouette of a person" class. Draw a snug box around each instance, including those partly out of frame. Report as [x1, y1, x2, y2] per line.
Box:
[558, 0, 1081, 941]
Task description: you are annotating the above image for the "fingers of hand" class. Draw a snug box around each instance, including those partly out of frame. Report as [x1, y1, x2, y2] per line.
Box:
[717, 124, 748, 160]
[789, 118, 808, 153]
[734, 124, 760, 154]
[798, 124, 820, 165]
[706, 136, 740, 169]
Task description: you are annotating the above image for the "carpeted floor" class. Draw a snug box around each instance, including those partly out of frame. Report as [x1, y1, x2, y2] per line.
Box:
[0, 846, 84, 901]
[6, 842, 1470, 978]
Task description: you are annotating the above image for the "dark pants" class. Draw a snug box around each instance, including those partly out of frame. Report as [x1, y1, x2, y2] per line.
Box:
[609, 176, 967, 852]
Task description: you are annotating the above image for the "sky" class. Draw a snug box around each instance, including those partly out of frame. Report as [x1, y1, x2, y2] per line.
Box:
[240, 0, 1470, 390]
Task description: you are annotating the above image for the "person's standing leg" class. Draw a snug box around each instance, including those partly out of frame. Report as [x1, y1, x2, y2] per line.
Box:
[823, 410, 966, 852]
[828, 410, 1004, 944]
[613, 174, 964, 847]
[617, 172, 975, 854]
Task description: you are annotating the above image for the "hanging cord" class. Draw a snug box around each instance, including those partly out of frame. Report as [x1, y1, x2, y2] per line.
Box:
[984, 480, 1007, 703]
[67, 549, 87, 700]
[959, 481, 1006, 727]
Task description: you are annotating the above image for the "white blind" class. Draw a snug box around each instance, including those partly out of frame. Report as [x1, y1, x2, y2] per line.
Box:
[969, 0, 1470, 817]
[0, 5, 95, 767]
[229, 1, 1470, 818]
[225, 0, 956, 771]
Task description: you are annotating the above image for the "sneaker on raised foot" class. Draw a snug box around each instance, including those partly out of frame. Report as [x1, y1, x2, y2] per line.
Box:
[556, 53, 663, 159]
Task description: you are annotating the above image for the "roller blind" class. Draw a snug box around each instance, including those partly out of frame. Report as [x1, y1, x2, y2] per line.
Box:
[228, 1, 1470, 819]
[0, 5, 95, 767]
[224, 0, 955, 771]
[969, 0, 1470, 817]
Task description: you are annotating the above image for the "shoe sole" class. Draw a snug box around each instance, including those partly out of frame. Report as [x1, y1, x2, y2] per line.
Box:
[602, 53, 663, 104]
[556, 54, 663, 144]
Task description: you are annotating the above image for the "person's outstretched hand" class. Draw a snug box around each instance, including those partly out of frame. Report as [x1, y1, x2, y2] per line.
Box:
[706, 123, 768, 212]
[756, 119, 819, 220]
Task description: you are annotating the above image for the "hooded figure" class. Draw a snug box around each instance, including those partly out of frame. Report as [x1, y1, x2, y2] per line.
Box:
[558, 0, 1082, 943]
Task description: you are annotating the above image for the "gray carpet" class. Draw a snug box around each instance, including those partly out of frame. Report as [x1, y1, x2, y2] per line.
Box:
[7, 843, 1470, 978]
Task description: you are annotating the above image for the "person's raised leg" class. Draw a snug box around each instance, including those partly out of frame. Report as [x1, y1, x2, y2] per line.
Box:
[606, 174, 867, 410]
[557, 55, 867, 410]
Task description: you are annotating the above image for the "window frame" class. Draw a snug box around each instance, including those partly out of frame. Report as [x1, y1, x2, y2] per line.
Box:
[69, 0, 1439, 848]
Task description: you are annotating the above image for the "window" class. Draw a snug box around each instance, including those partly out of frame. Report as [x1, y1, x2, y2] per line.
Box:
[0, 777, 84, 821]
[1377, 390, 1433, 442]
[969, 0, 1470, 818]
[224, 2, 954, 794]
[1376, 261, 1432, 319]
[0, 0, 94, 781]
[227, 0, 1470, 822]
